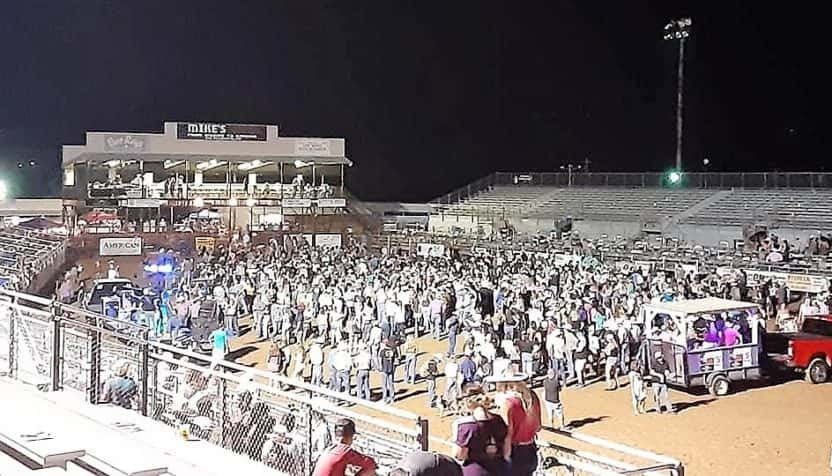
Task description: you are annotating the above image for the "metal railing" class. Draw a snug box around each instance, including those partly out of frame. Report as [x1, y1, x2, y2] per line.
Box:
[0, 289, 425, 475]
[431, 171, 832, 208]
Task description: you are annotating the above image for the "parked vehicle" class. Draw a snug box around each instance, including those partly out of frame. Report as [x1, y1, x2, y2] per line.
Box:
[765, 315, 832, 384]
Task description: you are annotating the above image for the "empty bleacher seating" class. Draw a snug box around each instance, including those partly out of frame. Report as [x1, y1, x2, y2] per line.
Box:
[438, 184, 832, 229]
[685, 189, 832, 228]
[0, 379, 278, 476]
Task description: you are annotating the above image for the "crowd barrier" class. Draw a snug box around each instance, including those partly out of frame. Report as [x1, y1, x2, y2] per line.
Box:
[0, 289, 424, 475]
[0, 286, 687, 475]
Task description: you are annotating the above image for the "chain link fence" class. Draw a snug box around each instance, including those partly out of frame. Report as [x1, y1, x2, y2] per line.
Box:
[146, 344, 425, 475]
[0, 288, 685, 476]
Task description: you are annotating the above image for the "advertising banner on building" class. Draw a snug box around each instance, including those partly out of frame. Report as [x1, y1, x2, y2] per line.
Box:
[176, 122, 267, 141]
[294, 138, 330, 156]
[99, 237, 143, 256]
[104, 135, 148, 152]
[315, 234, 342, 248]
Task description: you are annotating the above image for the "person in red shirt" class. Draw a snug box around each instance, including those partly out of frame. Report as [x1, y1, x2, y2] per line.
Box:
[312, 418, 378, 476]
[491, 375, 541, 476]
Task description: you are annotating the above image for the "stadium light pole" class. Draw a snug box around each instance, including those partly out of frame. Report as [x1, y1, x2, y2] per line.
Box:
[664, 17, 691, 172]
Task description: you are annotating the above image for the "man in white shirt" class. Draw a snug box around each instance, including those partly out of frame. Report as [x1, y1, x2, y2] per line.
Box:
[331, 343, 352, 393]
[353, 345, 372, 400]
[309, 338, 324, 387]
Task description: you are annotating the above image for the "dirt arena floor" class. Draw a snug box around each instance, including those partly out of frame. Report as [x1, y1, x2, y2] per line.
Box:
[75, 256, 832, 475]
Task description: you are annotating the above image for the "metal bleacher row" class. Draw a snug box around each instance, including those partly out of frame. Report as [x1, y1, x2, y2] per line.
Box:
[439, 185, 832, 229]
[0, 378, 277, 476]
[0, 227, 65, 292]
[684, 189, 832, 228]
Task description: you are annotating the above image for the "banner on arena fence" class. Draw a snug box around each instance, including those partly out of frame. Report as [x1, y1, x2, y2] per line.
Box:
[282, 198, 312, 208]
[786, 274, 829, 293]
[194, 236, 216, 253]
[315, 234, 342, 248]
[99, 237, 142, 256]
[416, 243, 445, 257]
[743, 269, 789, 286]
[317, 198, 347, 208]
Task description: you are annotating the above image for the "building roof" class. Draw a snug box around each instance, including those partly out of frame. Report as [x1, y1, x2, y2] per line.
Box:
[62, 121, 351, 167]
[645, 297, 758, 315]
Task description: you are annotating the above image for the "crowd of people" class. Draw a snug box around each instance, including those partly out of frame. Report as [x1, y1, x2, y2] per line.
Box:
[75, 230, 832, 476]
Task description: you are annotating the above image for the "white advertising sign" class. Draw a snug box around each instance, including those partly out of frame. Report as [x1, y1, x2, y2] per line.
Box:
[417, 243, 445, 257]
[294, 139, 331, 156]
[99, 237, 143, 256]
[282, 198, 312, 208]
[315, 234, 342, 248]
[317, 198, 347, 208]
[786, 274, 829, 294]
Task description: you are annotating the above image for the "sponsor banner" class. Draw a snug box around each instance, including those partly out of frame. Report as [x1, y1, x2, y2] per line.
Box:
[124, 198, 163, 208]
[786, 274, 829, 294]
[194, 236, 216, 253]
[317, 198, 346, 208]
[99, 237, 142, 256]
[315, 234, 342, 248]
[104, 134, 147, 152]
[294, 138, 330, 156]
[283, 198, 312, 208]
[176, 122, 267, 141]
[743, 269, 788, 286]
[416, 243, 445, 257]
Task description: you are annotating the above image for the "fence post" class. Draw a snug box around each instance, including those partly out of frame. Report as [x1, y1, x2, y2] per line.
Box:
[88, 315, 101, 404]
[306, 391, 314, 474]
[417, 417, 429, 451]
[8, 312, 15, 379]
[51, 303, 62, 391]
[218, 377, 227, 447]
[139, 331, 149, 416]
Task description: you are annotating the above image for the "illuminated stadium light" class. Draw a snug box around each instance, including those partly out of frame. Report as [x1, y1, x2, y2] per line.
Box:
[245, 198, 256, 207]
[667, 170, 682, 185]
[193, 197, 205, 207]
[228, 197, 238, 206]
[663, 17, 692, 40]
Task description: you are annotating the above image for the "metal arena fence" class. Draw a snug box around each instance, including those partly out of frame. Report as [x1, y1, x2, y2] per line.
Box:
[0, 288, 685, 475]
[0, 289, 425, 475]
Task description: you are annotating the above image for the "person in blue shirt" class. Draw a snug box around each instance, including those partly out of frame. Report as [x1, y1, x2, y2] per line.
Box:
[210, 326, 229, 365]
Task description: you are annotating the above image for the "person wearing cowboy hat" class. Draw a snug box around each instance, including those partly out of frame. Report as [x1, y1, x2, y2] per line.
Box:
[485, 370, 541, 475]
[452, 384, 510, 475]
[650, 351, 674, 414]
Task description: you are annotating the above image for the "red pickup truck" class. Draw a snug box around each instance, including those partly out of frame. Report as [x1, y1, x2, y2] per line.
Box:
[766, 316, 832, 384]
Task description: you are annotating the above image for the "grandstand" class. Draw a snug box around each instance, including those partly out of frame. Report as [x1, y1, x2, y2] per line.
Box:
[0, 226, 66, 293]
[430, 172, 832, 243]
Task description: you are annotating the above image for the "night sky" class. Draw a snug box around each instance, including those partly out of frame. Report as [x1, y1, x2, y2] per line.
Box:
[0, 1, 826, 201]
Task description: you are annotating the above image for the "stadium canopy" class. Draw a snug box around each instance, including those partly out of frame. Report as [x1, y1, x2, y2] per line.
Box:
[62, 121, 351, 168]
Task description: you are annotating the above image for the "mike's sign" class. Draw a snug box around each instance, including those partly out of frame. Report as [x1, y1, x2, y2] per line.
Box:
[176, 122, 267, 141]
[99, 237, 143, 256]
